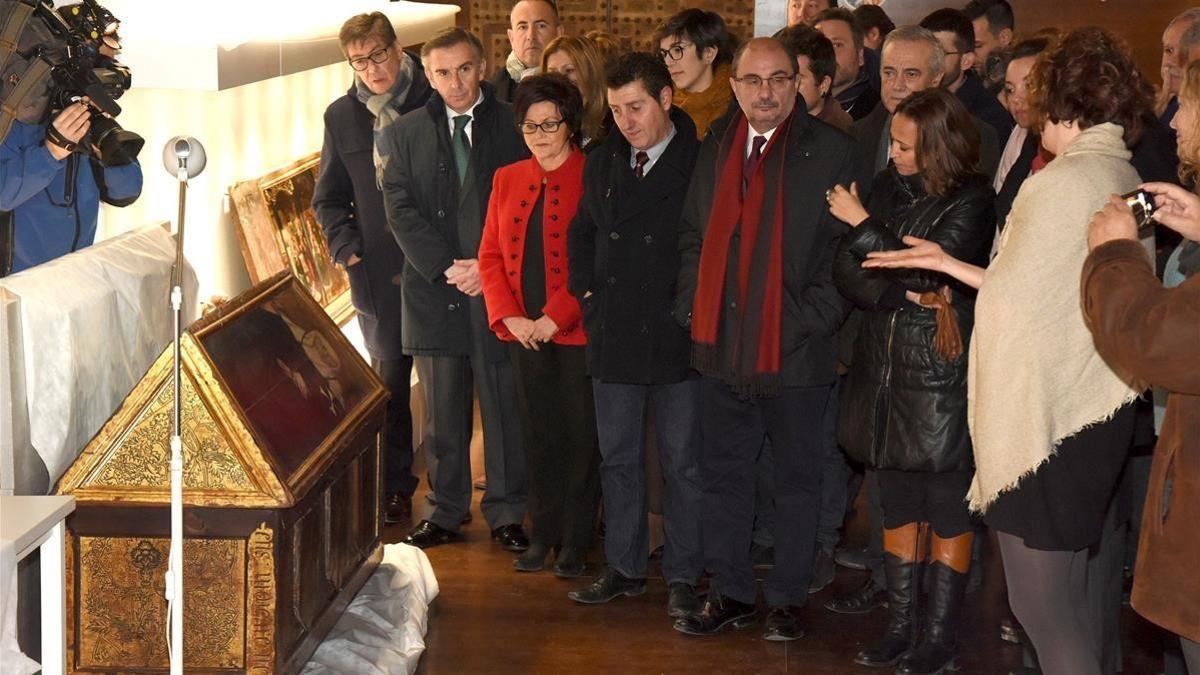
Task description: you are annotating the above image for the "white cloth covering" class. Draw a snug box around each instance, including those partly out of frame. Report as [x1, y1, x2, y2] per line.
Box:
[0, 225, 197, 488]
[301, 543, 440, 675]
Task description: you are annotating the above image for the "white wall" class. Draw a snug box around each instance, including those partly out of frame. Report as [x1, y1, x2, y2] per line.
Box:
[97, 63, 354, 301]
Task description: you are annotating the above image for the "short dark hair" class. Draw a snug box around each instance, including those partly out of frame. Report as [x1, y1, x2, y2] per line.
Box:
[813, 8, 864, 51]
[420, 27, 485, 62]
[1009, 35, 1053, 62]
[731, 37, 798, 78]
[778, 25, 836, 97]
[1028, 27, 1153, 146]
[920, 9, 974, 55]
[652, 9, 738, 67]
[893, 88, 981, 197]
[854, 5, 894, 40]
[962, 0, 1014, 35]
[511, 0, 559, 19]
[513, 73, 584, 147]
[605, 51, 673, 101]
[338, 12, 397, 56]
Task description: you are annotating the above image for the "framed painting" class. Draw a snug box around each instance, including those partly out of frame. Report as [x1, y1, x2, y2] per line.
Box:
[230, 153, 354, 325]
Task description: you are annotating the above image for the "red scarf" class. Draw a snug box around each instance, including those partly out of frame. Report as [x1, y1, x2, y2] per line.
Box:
[691, 110, 793, 396]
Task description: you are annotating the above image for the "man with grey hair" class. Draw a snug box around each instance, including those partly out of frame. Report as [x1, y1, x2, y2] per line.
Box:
[846, 25, 998, 202]
[1159, 8, 1200, 124]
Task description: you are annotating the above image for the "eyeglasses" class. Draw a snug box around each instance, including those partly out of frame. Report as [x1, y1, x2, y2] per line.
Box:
[732, 74, 796, 89]
[518, 119, 564, 134]
[348, 46, 390, 71]
[659, 43, 693, 62]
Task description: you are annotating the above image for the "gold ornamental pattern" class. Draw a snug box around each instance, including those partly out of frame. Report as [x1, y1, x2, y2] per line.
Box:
[75, 536, 247, 670]
[246, 523, 277, 674]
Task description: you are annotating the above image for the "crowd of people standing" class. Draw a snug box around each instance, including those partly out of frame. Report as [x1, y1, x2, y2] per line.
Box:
[312, 2, 1200, 673]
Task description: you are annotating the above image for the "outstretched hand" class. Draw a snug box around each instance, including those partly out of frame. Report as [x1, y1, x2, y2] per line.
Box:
[862, 236, 947, 272]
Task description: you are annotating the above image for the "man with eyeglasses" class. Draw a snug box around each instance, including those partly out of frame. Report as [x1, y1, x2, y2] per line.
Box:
[564, 51, 704, 620]
[314, 12, 433, 527]
[490, 0, 563, 103]
[920, 8, 1012, 143]
[377, 27, 531, 553]
[673, 36, 853, 642]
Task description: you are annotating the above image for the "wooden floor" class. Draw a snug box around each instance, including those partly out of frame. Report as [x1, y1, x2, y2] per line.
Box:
[386, 441, 1170, 674]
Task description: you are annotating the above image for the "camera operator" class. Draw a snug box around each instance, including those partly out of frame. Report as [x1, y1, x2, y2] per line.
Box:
[0, 94, 142, 275]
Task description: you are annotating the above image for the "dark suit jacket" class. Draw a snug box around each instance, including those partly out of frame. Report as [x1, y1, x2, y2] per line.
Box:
[675, 110, 854, 388]
[488, 67, 519, 104]
[956, 71, 1013, 146]
[379, 82, 528, 356]
[567, 107, 700, 384]
[850, 102, 1000, 201]
[313, 55, 432, 360]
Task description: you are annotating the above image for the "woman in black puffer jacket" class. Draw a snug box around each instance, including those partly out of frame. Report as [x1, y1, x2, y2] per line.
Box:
[827, 88, 995, 675]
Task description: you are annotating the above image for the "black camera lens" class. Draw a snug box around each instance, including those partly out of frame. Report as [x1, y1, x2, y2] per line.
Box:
[89, 115, 144, 166]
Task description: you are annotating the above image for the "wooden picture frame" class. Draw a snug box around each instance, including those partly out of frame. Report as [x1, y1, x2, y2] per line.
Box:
[230, 153, 354, 325]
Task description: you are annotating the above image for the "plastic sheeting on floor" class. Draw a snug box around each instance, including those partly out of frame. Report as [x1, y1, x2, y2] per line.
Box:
[301, 543, 439, 675]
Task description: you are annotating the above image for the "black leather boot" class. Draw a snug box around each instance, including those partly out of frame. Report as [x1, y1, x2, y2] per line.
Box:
[854, 552, 918, 667]
[897, 532, 971, 675]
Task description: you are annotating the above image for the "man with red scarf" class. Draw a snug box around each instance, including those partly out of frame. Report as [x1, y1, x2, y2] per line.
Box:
[673, 37, 853, 642]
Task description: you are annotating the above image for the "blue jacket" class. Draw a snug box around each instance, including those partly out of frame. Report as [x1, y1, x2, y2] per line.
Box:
[0, 119, 143, 273]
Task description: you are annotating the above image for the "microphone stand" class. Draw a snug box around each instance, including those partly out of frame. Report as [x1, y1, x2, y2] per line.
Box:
[166, 146, 189, 675]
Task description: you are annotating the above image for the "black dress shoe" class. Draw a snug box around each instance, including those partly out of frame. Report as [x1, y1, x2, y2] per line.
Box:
[667, 582, 701, 618]
[568, 568, 645, 603]
[553, 547, 586, 578]
[673, 589, 757, 636]
[514, 543, 551, 572]
[763, 606, 805, 641]
[383, 492, 412, 524]
[824, 577, 887, 614]
[809, 547, 836, 593]
[833, 545, 872, 571]
[491, 524, 530, 552]
[402, 520, 461, 549]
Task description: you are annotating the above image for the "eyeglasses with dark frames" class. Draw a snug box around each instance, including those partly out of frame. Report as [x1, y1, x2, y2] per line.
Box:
[518, 119, 564, 134]
[349, 46, 390, 71]
[732, 73, 797, 89]
[659, 42, 694, 62]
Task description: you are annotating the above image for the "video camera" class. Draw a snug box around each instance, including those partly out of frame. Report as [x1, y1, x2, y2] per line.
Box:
[0, 0, 144, 166]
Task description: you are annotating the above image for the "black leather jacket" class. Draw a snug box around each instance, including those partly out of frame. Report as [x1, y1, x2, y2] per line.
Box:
[834, 168, 995, 472]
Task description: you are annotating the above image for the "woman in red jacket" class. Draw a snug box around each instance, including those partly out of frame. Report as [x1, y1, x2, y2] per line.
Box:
[479, 73, 598, 577]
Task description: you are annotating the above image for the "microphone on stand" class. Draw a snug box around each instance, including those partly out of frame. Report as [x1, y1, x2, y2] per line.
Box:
[161, 135, 205, 675]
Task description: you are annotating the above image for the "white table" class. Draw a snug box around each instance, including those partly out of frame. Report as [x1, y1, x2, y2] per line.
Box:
[0, 495, 76, 675]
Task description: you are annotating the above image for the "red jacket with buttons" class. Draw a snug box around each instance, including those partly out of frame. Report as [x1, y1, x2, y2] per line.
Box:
[479, 150, 586, 345]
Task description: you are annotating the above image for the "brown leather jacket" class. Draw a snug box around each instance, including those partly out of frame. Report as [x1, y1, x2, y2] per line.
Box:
[1082, 239, 1200, 643]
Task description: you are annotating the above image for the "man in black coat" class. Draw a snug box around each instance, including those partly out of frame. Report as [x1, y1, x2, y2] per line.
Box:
[379, 27, 530, 551]
[314, 12, 433, 525]
[919, 9, 1012, 143]
[488, 0, 562, 103]
[851, 26, 999, 199]
[564, 53, 703, 619]
[672, 37, 852, 641]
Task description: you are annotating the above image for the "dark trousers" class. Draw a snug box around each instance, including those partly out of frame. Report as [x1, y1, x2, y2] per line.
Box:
[413, 312, 525, 533]
[593, 378, 703, 584]
[701, 377, 831, 607]
[876, 469, 973, 537]
[372, 355, 417, 499]
[509, 342, 599, 550]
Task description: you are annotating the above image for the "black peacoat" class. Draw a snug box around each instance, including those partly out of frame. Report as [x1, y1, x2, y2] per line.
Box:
[313, 54, 432, 360]
[567, 107, 700, 384]
[675, 110, 855, 389]
[379, 82, 528, 357]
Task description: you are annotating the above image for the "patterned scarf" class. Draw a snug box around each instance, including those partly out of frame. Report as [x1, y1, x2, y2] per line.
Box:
[356, 50, 416, 187]
[691, 110, 794, 396]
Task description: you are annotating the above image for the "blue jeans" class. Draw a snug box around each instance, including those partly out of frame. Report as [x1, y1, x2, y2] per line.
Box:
[592, 378, 703, 584]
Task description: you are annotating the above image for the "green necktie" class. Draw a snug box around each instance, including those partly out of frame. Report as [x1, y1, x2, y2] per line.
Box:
[452, 114, 471, 186]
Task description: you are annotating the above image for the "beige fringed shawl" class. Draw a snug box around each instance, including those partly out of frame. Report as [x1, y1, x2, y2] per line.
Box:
[967, 123, 1142, 512]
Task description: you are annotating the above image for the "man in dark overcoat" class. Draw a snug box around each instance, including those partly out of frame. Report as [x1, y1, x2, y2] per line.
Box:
[314, 12, 433, 524]
[378, 27, 530, 552]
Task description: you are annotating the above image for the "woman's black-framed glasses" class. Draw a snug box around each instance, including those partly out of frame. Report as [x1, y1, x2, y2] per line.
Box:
[349, 46, 390, 71]
[519, 119, 564, 134]
[659, 42, 693, 62]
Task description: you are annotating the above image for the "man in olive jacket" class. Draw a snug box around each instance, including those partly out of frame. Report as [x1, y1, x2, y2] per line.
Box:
[379, 28, 530, 551]
[565, 53, 703, 618]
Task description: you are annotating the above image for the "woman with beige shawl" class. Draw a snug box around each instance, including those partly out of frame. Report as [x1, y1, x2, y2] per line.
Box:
[862, 28, 1154, 675]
